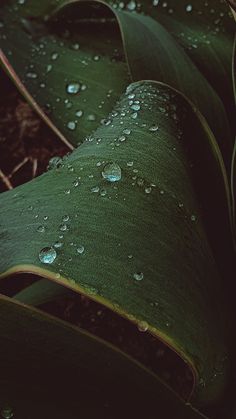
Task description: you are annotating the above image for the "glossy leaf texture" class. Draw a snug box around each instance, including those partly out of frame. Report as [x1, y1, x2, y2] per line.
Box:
[0, 295, 208, 419]
[0, 0, 130, 148]
[0, 0, 235, 164]
[0, 81, 231, 405]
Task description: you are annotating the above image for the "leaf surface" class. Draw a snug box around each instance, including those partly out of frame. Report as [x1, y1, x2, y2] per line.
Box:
[0, 80, 231, 405]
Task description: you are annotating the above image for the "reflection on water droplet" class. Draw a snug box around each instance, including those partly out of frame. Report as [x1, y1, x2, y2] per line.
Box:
[102, 162, 122, 182]
[39, 247, 57, 264]
[51, 52, 59, 60]
[133, 272, 144, 281]
[67, 121, 76, 131]
[191, 214, 197, 222]
[77, 245, 85, 254]
[66, 82, 80, 94]
[123, 128, 131, 135]
[145, 187, 152, 194]
[186, 4, 193, 12]
[149, 125, 159, 132]
[75, 110, 83, 117]
[138, 321, 148, 332]
[127, 0, 136, 10]
[37, 225, 45, 233]
[91, 186, 100, 193]
[54, 241, 63, 249]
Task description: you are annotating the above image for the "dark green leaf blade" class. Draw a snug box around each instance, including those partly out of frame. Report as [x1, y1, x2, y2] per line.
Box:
[0, 81, 231, 405]
[0, 294, 208, 418]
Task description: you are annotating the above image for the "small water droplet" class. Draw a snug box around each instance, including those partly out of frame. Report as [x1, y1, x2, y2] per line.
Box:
[91, 186, 100, 193]
[37, 225, 45, 233]
[145, 187, 152, 194]
[102, 162, 122, 182]
[138, 321, 148, 332]
[191, 214, 197, 222]
[76, 245, 85, 254]
[54, 241, 63, 249]
[130, 104, 140, 111]
[62, 215, 70, 222]
[133, 272, 144, 281]
[67, 121, 76, 130]
[59, 223, 69, 231]
[66, 82, 80, 94]
[186, 4, 193, 12]
[153, 0, 159, 6]
[51, 52, 59, 60]
[39, 247, 57, 264]
[126, 0, 136, 10]
[123, 128, 131, 135]
[75, 110, 83, 117]
[131, 112, 138, 119]
[127, 161, 134, 167]
[93, 55, 100, 61]
[48, 156, 62, 170]
[73, 179, 79, 187]
[87, 114, 96, 121]
[100, 188, 107, 197]
[149, 125, 159, 132]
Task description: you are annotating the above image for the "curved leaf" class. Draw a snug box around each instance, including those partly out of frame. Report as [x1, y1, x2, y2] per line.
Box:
[0, 0, 130, 147]
[0, 81, 231, 405]
[0, 295, 207, 418]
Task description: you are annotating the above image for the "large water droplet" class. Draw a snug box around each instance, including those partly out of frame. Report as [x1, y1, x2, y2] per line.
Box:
[127, 0, 136, 10]
[66, 82, 80, 95]
[39, 247, 57, 264]
[102, 162, 122, 182]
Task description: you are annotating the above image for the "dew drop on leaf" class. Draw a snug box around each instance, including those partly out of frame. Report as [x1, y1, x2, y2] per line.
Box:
[102, 162, 122, 182]
[138, 321, 149, 332]
[39, 247, 57, 264]
[37, 225, 45, 233]
[66, 82, 80, 95]
[76, 245, 85, 254]
[186, 4, 193, 12]
[133, 272, 144, 281]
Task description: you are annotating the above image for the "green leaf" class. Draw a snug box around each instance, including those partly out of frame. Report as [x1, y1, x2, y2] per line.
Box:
[0, 0, 130, 148]
[0, 80, 231, 405]
[0, 294, 208, 418]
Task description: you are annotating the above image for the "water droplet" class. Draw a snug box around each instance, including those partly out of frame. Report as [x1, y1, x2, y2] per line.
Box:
[72, 43, 80, 50]
[91, 186, 100, 193]
[26, 72, 37, 79]
[130, 104, 140, 111]
[1, 407, 13, 419]
[39, 247, 57, 264]
[93, 55, 100, 61]
[138, 321, 148, 332]
[66, 82, 80, 95]
[118, 135, 126, 142]
[48, 156, 62, 170]
[186, 4, 193, 12]
[64, 189, 71, 195]
[51, 52, 59, 60]
[54, 241, 63, 249]
[67, 121, 76, 130]
[87, 114, 96, 121]
[73, 179, 79, 187]
[62, 215, 70, 222]
[133, 272, 144, 281]
[123, 128, 131, 135]
[153, 0, 159, 6]
[191, 214, 197, 222]
[127, 0, 136, 10]
[131, 112, 138, 119]
[76, 245, 85, 254]
[59, 223, 69, 232]
[75, 110, 83, 117]
[127, 161, 134, 167]
[145, 187, 152, 194]
[37, 225, 45, 233]
[102, 162, 122, 182]
[100, 189, 107, 197]
[149, 125, 159, 132]
[46, 64, 52, 73]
